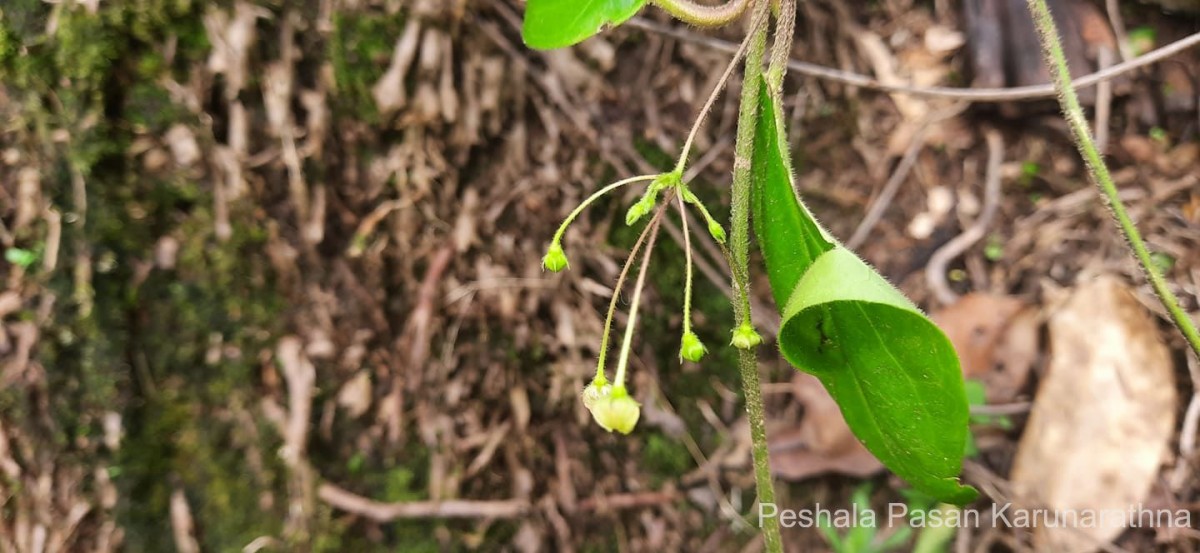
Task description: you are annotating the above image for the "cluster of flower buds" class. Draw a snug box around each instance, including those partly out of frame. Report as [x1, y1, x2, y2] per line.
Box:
[542, 170, 760, 434]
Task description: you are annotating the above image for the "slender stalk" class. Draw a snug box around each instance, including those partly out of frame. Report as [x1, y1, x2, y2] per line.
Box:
[729, 0, 781, 551]
[553, 175, 658, 246]
[652, 0, 750, 27]
[596, 202, 673, 380]
[677, 194, 696, 335]
[1024, 0, 1200, 361]
[614, 214, 664, 388]
[674, 24, 755, 175]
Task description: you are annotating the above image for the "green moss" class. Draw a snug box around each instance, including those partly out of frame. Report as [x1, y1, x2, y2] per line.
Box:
[329, 11, 408, 122]
[643, 432, 692, 483]
[3, 1, 510, 549]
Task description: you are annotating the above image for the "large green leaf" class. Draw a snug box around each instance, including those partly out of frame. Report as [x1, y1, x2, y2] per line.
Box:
[521, 0, 647, 50]
[751, 76, 977, 504]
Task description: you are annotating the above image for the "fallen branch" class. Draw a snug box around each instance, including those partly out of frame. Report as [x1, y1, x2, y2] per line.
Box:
[317, 483, 530, 520]
[578, 490, 679, 512]
[628, 18, 1200, 103]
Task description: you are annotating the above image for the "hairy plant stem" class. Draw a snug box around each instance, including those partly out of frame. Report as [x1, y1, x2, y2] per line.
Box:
[730, 3, 769, 325]
[614, 214, 664, 388]
[730, 0, 781, 551]
[677, 194, 696, 335]
[652, 0, 751, 27]
[595, 200, 673, 381]
[765, 0, 795, 93]
[1025, 0, 1200, 362]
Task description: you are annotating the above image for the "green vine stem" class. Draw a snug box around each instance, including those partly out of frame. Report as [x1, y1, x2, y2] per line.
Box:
[1024, 0, 1200, 362]
[730, 3, 769, 326]
[729, 0, 782, 551]
[652, 0, 750, 27]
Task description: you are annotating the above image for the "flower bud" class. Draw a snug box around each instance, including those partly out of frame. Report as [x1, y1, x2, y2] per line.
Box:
[590, 387, 640, 434]
[625, 200, 651, 226]
[679, 331, 706, 362]
[731, 323, 763, 350]
[706, 218, 727, 244]
[542, 242, 569, 272]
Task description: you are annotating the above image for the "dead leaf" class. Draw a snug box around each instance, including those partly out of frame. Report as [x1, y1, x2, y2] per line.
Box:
[1011, 277, 1175, 553]
[336, 371, 372, 419]
[373, 19, 422, 114]
[769, 373, 883, 480]
[164, 125, 200, 167]
[0, 292, 21, 319]
[932, 293, 1036, 403]
[924, 26, 965, 54]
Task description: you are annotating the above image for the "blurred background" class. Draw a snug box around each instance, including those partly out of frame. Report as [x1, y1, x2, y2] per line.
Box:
[0, 0, 1198, 550]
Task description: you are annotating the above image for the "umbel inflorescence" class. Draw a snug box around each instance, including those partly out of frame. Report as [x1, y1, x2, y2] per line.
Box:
[538, 11, 765, 435]
[542, 171, 733, 434]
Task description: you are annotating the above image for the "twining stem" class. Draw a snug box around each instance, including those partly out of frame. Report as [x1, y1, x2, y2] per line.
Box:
[652, 0, 751, 27]
[596, 200, 673, 380]
[553, 175, 658, 246]
[677, 194, 696, 334]
[614, 212, 665, 388]
[1024, 0, 1200, 362]
[729, 0, 781, 551]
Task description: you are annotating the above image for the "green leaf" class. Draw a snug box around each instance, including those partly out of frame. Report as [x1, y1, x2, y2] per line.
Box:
[521, 0, 648, 50]
[751, 77, 977, 505]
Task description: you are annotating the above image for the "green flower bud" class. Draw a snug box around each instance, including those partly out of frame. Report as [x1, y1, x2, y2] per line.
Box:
[625, 199, 652, 226]
[590, 387, 640, 434]
[679, 331, 706, 362]
[542, 242, 569, 272]
[706, 218, 727, 244]
[731, 323, 763, 350]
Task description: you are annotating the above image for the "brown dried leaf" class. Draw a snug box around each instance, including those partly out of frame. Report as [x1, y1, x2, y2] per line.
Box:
[336, 371, 372, 419]
[769, 373, 883, 480]
[932, 292, 1035, 402]
[1011, 277, 1175, 553]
